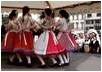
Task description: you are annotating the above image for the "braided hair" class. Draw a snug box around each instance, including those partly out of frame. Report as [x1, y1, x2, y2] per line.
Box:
[9, 10, 18, 20]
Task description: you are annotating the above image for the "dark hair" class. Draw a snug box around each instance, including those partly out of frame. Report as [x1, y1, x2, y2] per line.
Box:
[40, 12, 45, 19]
[59, 10, 69, 23]
[22, 6, 30, 17]
[22, 6, 30, 22]
[9, 10, 18, 20]
[45, 8, 52, 17]
[51, 12, 55, 18]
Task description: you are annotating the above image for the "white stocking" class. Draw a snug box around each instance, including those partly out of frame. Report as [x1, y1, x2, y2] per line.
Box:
[62, 54, 68, 63]
[58, 54, 64, 65]
[26, 56, 31, 64]
[50, 57, 57, 64]
[17, 54, 22, 63]
[9, 55, 15, 62]
[37, 55, 45, 65]
[66, 52, 70, 63]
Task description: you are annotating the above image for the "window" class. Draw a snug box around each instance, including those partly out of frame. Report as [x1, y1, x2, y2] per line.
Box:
[86, 27, 89, 30]
[86, 20, 89, 24]
[95, 19, 101, 24]
[74, 22, 77, 29]
[87, 14, 92, 18]
[74, 15, 77, 20]
[79, 14, 82, 20]
[86, 27, 93, 30]
[82, 14, 84, 19]
[81, 22, 84, 29]
[95, 26, 101, 30]
[89, 27, 93, 29]
[95, 22, 101, 30]
[97, 13, 101, 17]
[69, 15, 73, 20]
[77, 15, 79, 20]
[72, 15, 74, 20]
[81, 22, 84, 24]
[76, 22, 79, 29]
[86, 20, 94, 24]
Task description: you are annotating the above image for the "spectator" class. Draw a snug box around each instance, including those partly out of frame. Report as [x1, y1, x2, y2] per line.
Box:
[92, 36, 100, 53]
[83, 34, 90, 53]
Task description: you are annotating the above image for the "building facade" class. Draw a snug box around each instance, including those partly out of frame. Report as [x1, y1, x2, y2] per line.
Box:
[70, 12, 101, 33]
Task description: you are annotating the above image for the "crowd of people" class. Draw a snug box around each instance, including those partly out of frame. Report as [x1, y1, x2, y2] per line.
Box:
[1, 6, 78, 68]
[74, 31, 101, 54]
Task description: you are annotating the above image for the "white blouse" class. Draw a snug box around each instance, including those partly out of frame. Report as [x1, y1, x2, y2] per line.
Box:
[7, 20, 19, 32]
[18, 15, 34, 31]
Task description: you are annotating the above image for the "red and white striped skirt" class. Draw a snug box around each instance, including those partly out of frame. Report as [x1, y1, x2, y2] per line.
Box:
[1, 31, 19, 52]
[13, 31, 34, 55]
[34, 30, 65, 55]
[57, 32, 78, 51]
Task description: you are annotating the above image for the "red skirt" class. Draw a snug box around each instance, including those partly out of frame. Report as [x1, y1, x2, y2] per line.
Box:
[13, 31, 33, 55]
[46, 32, 65, 55]
[1, 32, 18, 52]
[58, 32, 78, 51]
[34, 31, 65, 55]
[68, 32, 79, 49]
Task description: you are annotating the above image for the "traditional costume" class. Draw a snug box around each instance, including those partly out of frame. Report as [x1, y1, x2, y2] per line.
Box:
[2, 20, 19, 52]
[34, 18, 64, 55]
[57, 18, 78, 52]
[15, 15, 34, 55]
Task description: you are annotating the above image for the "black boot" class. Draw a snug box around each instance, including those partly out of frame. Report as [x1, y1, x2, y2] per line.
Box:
[26, 63, 33, 68]
[38, 64, 47, 68]
[7, 59, 15, 65]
